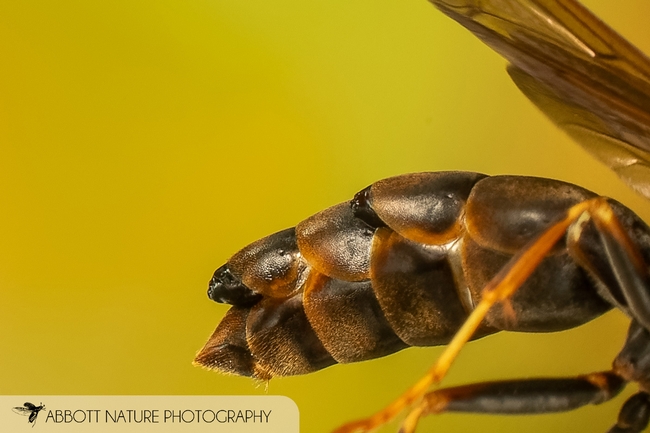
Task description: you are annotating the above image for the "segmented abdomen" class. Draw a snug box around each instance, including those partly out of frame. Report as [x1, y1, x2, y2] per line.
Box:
[195, 172, 613, 380]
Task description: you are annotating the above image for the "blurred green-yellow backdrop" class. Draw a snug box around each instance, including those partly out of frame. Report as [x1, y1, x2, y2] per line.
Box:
[2, 1, 650, 432]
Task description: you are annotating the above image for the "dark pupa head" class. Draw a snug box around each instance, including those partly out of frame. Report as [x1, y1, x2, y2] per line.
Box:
[208, 264, 263, 307]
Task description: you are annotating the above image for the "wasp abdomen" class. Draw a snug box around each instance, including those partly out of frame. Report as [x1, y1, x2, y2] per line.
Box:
[196, 172, 628, 378]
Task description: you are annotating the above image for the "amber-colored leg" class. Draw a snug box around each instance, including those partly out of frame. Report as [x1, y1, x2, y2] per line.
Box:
[333, 197, 632, 433]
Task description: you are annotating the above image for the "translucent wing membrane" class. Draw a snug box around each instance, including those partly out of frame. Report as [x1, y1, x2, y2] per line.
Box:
[430, 0, 650, 198]
[12, 407, 30, 415]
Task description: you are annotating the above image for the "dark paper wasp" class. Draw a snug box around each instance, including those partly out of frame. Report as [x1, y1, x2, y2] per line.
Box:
[195, 0, 650, 432]
[12, 402, 45, 427]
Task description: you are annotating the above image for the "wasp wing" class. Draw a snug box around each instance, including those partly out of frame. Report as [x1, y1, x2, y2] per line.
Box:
[429, 0, 650, 198]
[12, 407, 31, 416]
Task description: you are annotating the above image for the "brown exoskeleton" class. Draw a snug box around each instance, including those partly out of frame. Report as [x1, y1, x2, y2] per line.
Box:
[195, 1, 650, 432]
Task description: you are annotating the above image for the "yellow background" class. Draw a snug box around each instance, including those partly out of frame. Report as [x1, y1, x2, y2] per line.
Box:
[1, 1, 649, 432]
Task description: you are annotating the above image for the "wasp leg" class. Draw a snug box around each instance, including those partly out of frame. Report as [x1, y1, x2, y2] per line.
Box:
[608, 392, 650, 433]
[567, 201, 650, 332]
[396, 371, 625, 433]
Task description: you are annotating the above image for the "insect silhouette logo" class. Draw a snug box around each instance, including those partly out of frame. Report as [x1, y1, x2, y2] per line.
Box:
[12, 402, 46, 427]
